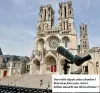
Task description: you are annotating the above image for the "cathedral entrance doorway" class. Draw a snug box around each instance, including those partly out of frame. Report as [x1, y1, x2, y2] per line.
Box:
[43, 56, 56, 74]
[33, 59, 40, 74]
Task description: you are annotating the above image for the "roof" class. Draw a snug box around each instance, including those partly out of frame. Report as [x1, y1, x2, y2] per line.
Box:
[9, 56, 21, 61]
[0, 48, 3, 55]
[2, 55, 30, 63]
[2, 55, 20, 63]
[89, 47, 100, 52]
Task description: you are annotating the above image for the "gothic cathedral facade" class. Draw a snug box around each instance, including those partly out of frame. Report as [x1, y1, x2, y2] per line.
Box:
[29, 1, 82, 74]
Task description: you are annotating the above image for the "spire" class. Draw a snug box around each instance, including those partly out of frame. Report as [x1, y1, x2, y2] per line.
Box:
[0, 47, 3, 55]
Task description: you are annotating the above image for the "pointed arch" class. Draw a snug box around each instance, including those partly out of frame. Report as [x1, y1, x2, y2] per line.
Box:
[62, 37, 70, 48]
[43, 53, 57, 74]
[32, 58, 40, 74]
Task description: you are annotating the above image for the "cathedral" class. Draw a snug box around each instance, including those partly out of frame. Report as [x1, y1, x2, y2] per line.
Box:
[30, 1, 100, 74]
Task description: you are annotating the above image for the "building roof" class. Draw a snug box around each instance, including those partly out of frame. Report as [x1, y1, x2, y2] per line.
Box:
[0, 48, 3, 55]
[2, 55, 30, 63]
[89, 47, 100, 52]
[9, 56, 21, 61]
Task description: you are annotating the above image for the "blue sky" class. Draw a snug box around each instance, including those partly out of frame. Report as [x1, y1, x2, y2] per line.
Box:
[0, 0, 100, 57]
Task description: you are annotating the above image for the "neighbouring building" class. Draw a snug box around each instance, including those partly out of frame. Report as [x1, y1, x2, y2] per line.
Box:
[88, 47, 100, 74]
[79, 24, 100, 74]
[0, 48, 30, 78]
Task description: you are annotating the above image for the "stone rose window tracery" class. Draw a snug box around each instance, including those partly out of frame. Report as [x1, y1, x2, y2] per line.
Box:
[48, 36, 59, 49]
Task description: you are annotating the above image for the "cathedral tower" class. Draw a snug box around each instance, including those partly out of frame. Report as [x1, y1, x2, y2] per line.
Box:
[58, 1, 73, 30]
[58, 1, 77, 55]
[80, 23, 89, 53]
[37, 4, 54, 35]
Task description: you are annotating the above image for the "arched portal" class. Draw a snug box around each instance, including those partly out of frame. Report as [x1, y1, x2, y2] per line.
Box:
[43, 56, 56, 74]
[33, 59, 40, 74]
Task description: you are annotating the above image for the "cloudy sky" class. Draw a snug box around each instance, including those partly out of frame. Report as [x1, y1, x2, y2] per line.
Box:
[0, 0, 100, 57]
